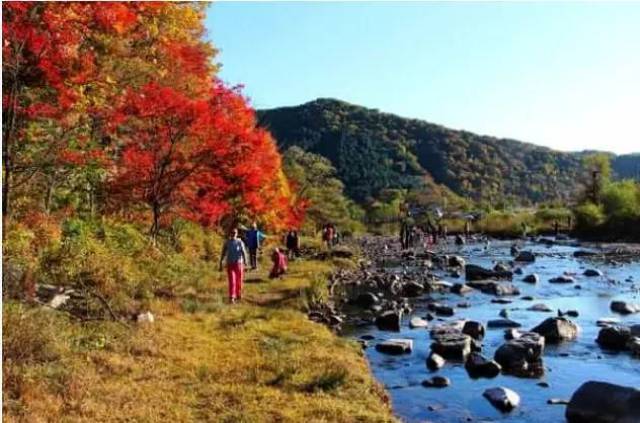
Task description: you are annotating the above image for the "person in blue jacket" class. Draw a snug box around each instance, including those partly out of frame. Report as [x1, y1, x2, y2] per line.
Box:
[245, 222, 266, 270]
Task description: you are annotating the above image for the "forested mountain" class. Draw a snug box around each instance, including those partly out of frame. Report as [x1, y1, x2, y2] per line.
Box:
[259, 99, 639, 206]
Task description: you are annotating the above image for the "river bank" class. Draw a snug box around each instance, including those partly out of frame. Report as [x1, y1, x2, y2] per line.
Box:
[3, 250, 396, 422]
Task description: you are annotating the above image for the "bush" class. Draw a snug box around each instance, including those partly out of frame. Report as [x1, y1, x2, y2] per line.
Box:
[3, 302, 69, 364]
[601, 180, 640, 222]
[574, 202, 606, 231]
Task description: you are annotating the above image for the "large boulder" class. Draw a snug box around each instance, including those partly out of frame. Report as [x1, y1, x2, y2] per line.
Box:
[375, 339, 413, 355]
[494, 332, 545, 377]
[430, 332, 472, 360]
[515, 251, 536, 262]
[465, 352, 501, 378]
[531, 317, 579, 343]
[610, 300, 640, 315]
[465, 264, 512, 281]
[483, 387, 521, 412]
[596, 325, 631, 350]
[566, 381, 640, 423]
[375, 310, 402, 331]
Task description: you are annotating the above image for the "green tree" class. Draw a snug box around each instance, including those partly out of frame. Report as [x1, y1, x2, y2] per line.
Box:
[282, 146, 364, 233]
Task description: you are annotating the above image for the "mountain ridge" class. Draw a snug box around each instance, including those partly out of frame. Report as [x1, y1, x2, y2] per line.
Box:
[258, 98, 639, 205]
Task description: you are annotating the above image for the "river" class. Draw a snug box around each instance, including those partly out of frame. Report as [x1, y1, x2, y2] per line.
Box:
[347, 238, 640, 422]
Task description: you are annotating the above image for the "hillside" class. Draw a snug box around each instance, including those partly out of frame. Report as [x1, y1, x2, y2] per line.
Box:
[259, 99, 639, 206]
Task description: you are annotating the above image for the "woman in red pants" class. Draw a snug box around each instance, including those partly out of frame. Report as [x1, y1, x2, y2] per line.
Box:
[219, 228, 248, 303]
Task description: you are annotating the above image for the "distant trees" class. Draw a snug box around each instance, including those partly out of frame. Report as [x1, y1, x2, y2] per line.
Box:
[574, 154, 640, 239]
[283, 146, 363, 233]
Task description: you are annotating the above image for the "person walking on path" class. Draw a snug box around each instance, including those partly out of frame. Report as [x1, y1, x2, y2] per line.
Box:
[220, 228, 248, 303]
[246, 222, 266, 270]
[285, 229, 300, 260]
[269, 247, 288, 279]
[322, 224, 335, 250]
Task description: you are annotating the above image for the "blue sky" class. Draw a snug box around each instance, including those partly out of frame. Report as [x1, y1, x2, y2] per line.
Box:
[205, 2, 640, 154]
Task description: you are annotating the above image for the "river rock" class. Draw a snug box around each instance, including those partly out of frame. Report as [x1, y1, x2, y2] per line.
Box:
[428, 303, 455, 317]
[523, 274, 539, 284]
[610, 300, 640, 315]
[402, 282, 424, 297]
[494, 332, 545, 377]
[483, 387, 521, 412]
[504, 328, 522, 340]
[465, 352, 501, 378]
[375, 339, 413, 355]
[355, 292, 379, 308]
[597, 317, 621, 327]
[499, 308, 510, 318]
[531, 317, 579, 343]
[426, 352, 446, 370]
[596, 325, 631, 350]
[528, 303, 553, 312]
[455, 235, 465, 245]
[430, 333, 472, 360]
[449, 255, 466, 268]
[462, 320, 486, 340]
[566, 381, 640, 423]
[468, 280, 520, 296]
[422, 376, 450, 388]
[451, 283, 473, 295]
[515, 251, 536, 262]
[494, 262, 511, 272]
[409, 316, 429, 329]
[584, 269, 603, 277]
[628, 337, 640, 356]
[549, 275, 576, 284]
[488, 319, 522, 329]
[465, 264, 512, 281]
[375, 310, 402, 331]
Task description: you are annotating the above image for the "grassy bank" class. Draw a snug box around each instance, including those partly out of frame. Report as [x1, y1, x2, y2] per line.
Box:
[3, 220, 395, 422]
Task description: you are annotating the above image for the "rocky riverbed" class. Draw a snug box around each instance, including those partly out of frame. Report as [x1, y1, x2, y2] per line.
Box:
[331, 236, 640, 422]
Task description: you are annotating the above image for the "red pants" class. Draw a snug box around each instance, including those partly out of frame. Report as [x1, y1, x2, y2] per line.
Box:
[227, 262, 244, 300]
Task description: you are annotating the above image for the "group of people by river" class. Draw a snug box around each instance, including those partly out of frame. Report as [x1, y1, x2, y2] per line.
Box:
[218, 222, 340, 303]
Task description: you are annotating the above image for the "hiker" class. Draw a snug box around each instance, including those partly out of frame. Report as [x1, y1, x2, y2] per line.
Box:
[464, 220, 471, 238]
[322, 224, 335, 249]
[269, 247, 288, 279]
[246, 222, 266, 270]
[219, 228, 248, 303]
[554, 220, 560, 237]
[285, 229, 300, 260]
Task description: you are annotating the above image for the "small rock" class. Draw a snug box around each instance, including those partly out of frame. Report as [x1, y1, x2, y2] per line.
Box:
[499, 308, 510, 318]
[548, 398, 569, 405]
[596, 325, 631, 350]
[137, 311, 155, 323]
[549, 275, 575, 284]
[584, 269, 603, 277]
[426, 352, 446, 371]
[462, 321, 486, 340]
[515, 251, 536, 262]
[523, 274, 539, 284]
[610, 300, 640, 315]
[488, 319, 522, 329]
[409, 316, 429, 329]
[430, 333, 472, 360]
[375, 310, 402, 331]
[465, 352, 501, 378]
[375, 339, 413, 355]
[528, 303, 553, 312]
[355, 292, 379, 308]
[422, 376, 450, 388]
[483, 387, 521, 412]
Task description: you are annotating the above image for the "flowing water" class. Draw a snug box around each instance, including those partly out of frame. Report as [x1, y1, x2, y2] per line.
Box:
[349, 240, 640, 422]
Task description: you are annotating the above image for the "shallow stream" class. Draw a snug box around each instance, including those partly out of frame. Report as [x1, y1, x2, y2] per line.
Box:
[349, 239, 640, 422]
